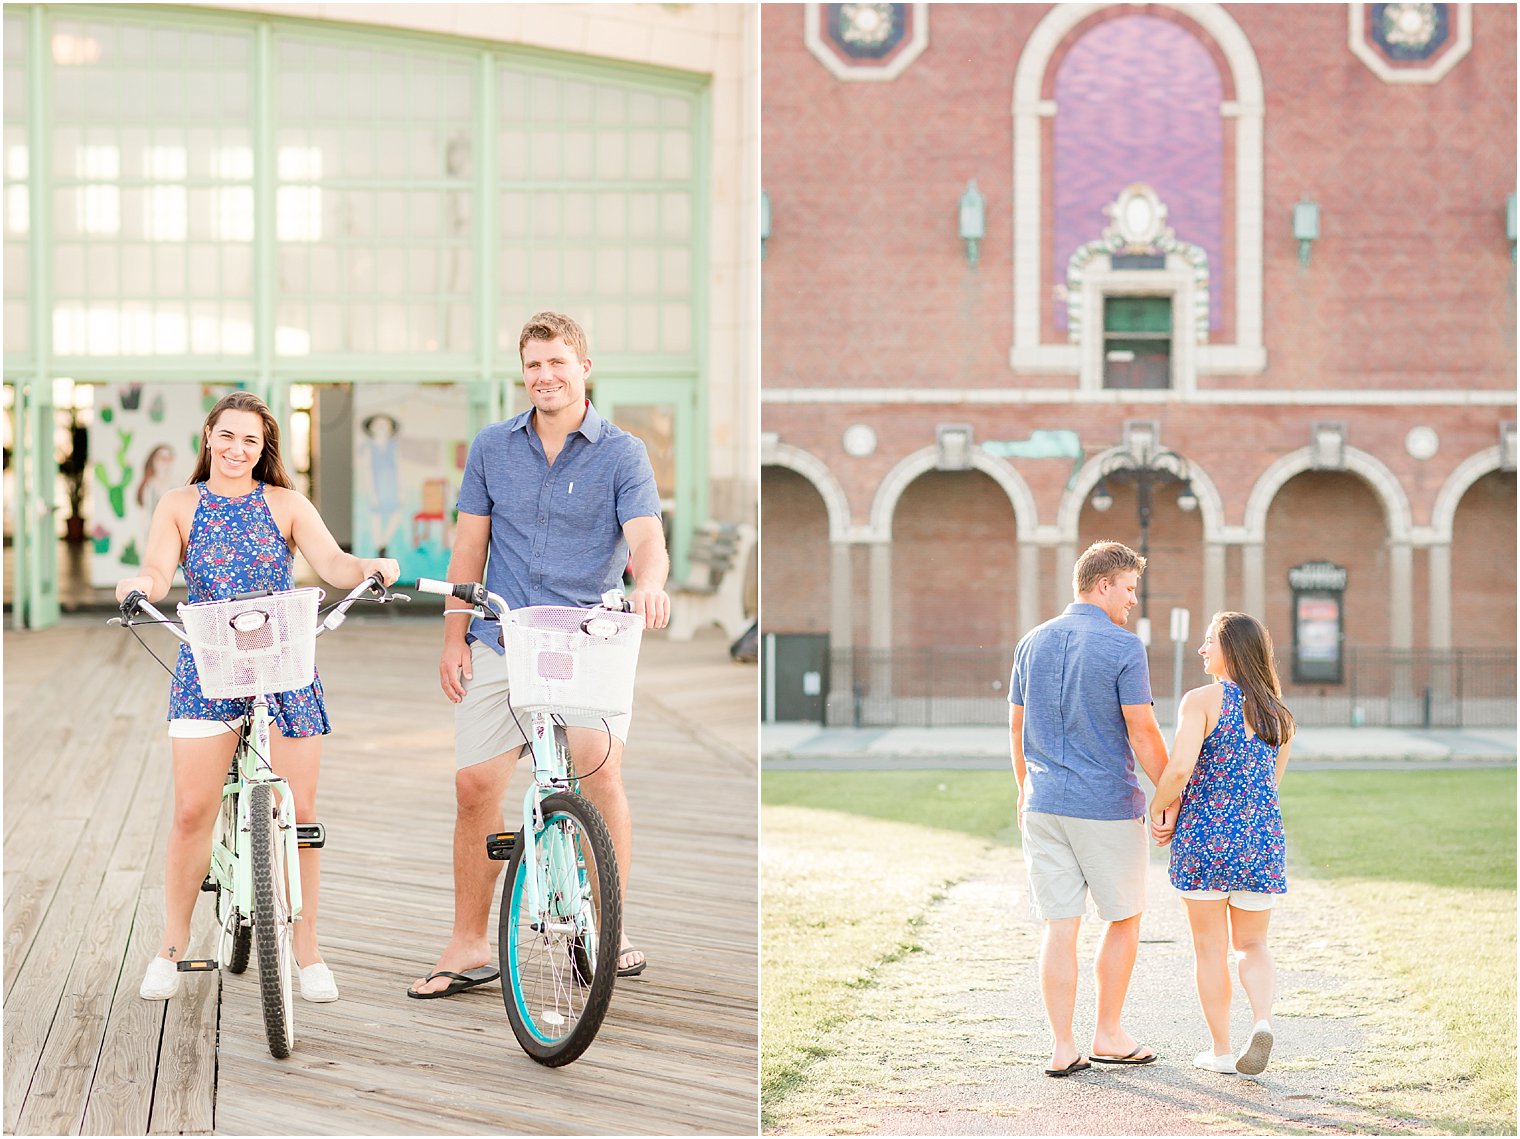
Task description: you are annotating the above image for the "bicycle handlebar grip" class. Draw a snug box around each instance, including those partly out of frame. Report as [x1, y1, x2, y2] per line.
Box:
[414, 577, 453, 596]
[119, 589, 145, 618]
[415, 578, 483, 604]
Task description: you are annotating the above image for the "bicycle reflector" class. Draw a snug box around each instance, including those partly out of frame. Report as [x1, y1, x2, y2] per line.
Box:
[230, 609, 270, 633]
[580, 616, 621, 638]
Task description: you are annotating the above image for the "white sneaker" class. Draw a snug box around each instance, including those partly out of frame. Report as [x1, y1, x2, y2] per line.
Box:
[1193, 1050, 1237, 1073]
[139, 956, 180, 1000]
[1236, 1021, 1273, 1075]
[299, 962, 339, 1003]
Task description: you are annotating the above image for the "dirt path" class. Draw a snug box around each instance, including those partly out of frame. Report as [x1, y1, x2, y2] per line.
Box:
[769, 848, 1452, 1135]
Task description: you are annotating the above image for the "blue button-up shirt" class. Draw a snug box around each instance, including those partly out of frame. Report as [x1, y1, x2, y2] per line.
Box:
[1008, 602, 1154, 820]
[454, 401, 662, 653]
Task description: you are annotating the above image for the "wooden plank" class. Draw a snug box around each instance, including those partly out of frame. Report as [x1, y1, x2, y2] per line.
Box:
[13, 869, 142, 1136]
[4, 616, 759, 1137]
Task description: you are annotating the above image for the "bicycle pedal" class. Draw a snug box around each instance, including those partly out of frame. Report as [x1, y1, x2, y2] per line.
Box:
[175, 959, 218, 972]
[485, 831, 517, 860]
[199, 876, 216, 893]
[296, 823, 326, 848]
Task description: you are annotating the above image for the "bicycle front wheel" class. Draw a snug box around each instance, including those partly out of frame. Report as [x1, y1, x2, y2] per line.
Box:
[499, 791, 621, 1066]
[249, 782, 296, 1058]
[212, 779, 251, 974]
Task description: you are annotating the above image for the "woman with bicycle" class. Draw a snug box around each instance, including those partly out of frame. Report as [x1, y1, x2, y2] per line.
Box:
[1148, 611, 1295, 1077]
[116, 390, 398, 1003]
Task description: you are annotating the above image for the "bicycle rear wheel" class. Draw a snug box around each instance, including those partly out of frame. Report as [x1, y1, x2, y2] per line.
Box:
[249, 782, 296, 1058]
[498, 790, 620, 1066]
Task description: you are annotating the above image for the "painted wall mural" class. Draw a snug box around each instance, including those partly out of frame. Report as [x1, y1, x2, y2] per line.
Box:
[88, 384, 227, 588]
[350, 384, 470, 584]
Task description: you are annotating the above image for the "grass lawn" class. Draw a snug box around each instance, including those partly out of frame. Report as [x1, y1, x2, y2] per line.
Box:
[763, 766, 1516, 1132]
[1278, 768, 1516, 1132]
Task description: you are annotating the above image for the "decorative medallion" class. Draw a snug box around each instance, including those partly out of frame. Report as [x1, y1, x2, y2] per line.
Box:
[1065, 184, 1210, 347]
[1349, 3, 1470, 84]
[842, 423, 877, 458]
[1405, 426, 1439, 460]
[804, 2, 928, 82]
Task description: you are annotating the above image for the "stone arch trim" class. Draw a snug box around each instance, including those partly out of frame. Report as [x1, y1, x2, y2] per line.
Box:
[762, 442, 854, 544]
[1242, 446, 1414, 544]
[1430, 445, 1506, 543]
[1010, 3, 1265, 369]
[868, 446, 1039, 543]
[1055, 445, 1226, 544]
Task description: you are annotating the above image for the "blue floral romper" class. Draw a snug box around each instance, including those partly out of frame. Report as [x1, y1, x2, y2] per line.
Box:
[1168, 680, 1286, 894]
[167, 483, 331, 737]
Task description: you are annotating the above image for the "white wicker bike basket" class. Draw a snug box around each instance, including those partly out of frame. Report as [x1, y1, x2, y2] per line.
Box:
[178, 587, 323, 700]
[503, 606, 643, 716]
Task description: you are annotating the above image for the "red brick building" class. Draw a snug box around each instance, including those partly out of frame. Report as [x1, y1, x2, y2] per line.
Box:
[760, 3, 1516, 727]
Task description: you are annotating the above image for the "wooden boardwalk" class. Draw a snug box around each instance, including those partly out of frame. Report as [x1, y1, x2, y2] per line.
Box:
[3, 609, 758, 1135]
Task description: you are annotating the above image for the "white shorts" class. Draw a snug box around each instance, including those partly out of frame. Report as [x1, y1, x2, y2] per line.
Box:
[1178, 888, 1280, 911]
[168, 718, 239, 739]
[454, 639, 630, 769]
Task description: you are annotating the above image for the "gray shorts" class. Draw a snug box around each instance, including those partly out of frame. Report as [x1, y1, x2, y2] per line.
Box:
[454, 639, 630, 769]
[1021, 812, 1148, 922]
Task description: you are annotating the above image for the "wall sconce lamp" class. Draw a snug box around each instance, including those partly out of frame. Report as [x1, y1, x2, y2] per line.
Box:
[760, 190, 771, 261]
[1506, 192, 1515, 262]
[959, 180, 984, 266]
[1293, 199, 1320, 266]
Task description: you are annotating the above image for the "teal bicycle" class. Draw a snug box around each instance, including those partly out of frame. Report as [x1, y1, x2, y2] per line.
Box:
[415, 578, 642, 1066]
[113, 574, 408, 1057]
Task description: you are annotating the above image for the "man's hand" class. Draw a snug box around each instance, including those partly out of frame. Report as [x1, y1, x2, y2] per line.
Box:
[1150, 803, 1176, 846]
[439, 639, 473, 704]
[1016, 787, 1027, 832]
[629, 586, 670, 630]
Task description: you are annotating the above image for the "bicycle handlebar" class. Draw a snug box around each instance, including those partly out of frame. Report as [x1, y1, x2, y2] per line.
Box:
[317, 572, 410, 636]
[110, 573, 408, 640]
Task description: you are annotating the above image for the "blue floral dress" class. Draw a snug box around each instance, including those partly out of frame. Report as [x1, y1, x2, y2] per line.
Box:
[1168, 680, 1285, 894]
[167, 483, 330, 737]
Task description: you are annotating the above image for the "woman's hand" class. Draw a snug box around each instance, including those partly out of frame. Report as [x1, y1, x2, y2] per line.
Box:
[116, 575, 153, 603]
[357, 557, 401, 587]
[1150, 802, 1177, 847]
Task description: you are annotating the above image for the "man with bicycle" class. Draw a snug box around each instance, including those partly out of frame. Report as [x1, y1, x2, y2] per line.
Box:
[1009, 540, 1173, 1076]
[409, 311, 670, 998]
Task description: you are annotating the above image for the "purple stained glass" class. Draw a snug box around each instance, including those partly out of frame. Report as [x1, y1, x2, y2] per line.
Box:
[1053, 16, 1224, 331]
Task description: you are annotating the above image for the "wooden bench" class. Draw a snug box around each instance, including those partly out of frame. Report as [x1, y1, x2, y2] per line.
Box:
[666, 521, 756, 642]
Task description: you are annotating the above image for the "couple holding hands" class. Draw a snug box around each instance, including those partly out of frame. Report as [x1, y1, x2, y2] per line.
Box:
[1010, 541, 1294, 1078]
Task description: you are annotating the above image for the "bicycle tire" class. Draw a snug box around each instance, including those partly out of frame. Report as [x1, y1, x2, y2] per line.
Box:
[249, 782, 296, 1058]
[212, 779, 252, 974]
[498, 790, 621, 1066]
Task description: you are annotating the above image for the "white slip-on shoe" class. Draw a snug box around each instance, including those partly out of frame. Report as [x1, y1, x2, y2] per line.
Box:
[1235, 1021, 1274, 1075]
[140, 956, 180, 1000]
[1193, 1050, 1237, 1073]
[299, 962, 340, 1003]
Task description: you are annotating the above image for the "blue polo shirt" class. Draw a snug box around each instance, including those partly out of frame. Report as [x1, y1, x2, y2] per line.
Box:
[454, 401, 662, 653]
[1008, 602, 1154, 820]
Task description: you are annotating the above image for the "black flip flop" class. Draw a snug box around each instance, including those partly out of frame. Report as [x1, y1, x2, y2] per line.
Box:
[616, 947, 647, 978]
[1044, 1058, 1092, 1078]
[406, 965, 500, 999]
[1091, 1046, 1157, 1065]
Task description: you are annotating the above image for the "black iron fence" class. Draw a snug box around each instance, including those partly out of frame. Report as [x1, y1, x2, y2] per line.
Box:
[824, 646, 1516, 729]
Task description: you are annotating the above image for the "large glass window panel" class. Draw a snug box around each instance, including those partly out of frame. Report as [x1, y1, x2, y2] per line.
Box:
[3, 7, 28, 358]
[48, 12, 254, 357]
[275, 34, 474, 359]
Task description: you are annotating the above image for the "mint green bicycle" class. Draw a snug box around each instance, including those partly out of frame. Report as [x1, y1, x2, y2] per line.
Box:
[416, 578, 642, 1066]
[113, 574, 407, 1057]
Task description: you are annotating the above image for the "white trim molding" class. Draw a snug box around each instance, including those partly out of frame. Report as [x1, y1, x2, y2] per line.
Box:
[1010, 4, 1265, 378]
[1348, 3, 1472, 85]
[803, 3, 929, 82]
[867, 444, 1040, 543]
[760, 435, 855, 544]
[1429, 445, 1506, 543]
[762, 386, 1517, 407]
[1242, 445, 1414, 544]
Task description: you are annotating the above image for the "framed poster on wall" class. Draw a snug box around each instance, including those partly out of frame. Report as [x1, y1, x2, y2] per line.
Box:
[1289, 561, 1348, 684]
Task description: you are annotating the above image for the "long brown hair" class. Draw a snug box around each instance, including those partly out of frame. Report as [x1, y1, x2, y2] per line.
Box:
[1213, 611, 1295, 748]
[188, 391, 293, 489]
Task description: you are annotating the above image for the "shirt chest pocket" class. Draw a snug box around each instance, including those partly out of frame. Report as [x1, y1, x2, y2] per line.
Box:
[545, 467, 618, 533]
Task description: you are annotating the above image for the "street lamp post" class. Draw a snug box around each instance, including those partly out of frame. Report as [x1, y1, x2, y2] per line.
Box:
[1090, 440, 1197, 623]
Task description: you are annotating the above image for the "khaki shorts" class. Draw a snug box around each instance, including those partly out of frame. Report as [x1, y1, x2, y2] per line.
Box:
[1178, 888, 1280, 911]
[454, 639, 630, 769]
[1021, 812, 1148, 922]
